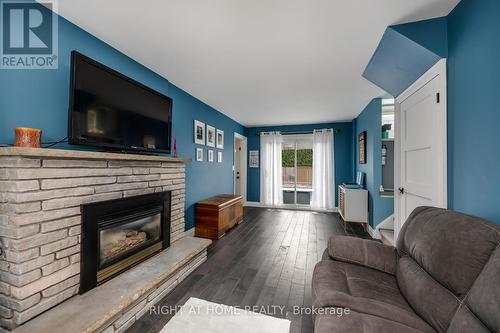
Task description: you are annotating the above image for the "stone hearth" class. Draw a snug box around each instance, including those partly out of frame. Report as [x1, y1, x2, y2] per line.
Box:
[13, 236, 210, 333]
[0, 147, 199, 332]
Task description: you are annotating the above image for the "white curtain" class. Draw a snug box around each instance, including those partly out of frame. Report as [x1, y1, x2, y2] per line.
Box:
[260, 132, 283, 206]
[311, 129, 335, 210]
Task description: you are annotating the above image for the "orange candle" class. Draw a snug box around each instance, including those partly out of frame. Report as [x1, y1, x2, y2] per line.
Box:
[14, 127, 42, 148]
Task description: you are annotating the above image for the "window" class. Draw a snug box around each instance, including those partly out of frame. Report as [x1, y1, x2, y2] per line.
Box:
[282, 136, 313, 206]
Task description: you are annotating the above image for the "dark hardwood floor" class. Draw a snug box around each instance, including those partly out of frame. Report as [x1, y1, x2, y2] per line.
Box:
[127, 207, 370, 333]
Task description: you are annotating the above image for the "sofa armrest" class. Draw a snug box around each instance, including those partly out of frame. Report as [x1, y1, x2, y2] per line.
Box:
[326, 236, 398, 275]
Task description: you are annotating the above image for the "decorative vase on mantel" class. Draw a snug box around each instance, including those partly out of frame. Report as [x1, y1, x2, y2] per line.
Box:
[14, 127, 42, 148]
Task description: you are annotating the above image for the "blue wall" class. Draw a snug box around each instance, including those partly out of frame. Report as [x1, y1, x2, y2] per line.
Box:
[363, 0, 500, 224]
[362, 26, 442, 97]
[354, 99, 393, 228]
[391, 17, 448, 58]
[0, 6, 171, 144]
[169, 85, 245, 228]
[0, 5, 244, 230]
[447, 0, 500, 223]
[245, 122, 354, 205]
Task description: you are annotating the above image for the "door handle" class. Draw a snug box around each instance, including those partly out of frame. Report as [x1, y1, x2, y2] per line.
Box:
[398, 187, 405, 194]
[236, 176, 240, 179]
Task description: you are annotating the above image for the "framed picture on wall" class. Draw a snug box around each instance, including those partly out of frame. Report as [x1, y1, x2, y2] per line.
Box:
[208, 149, 214, 162]
[217, 151, 222, 163]
[216, 129, 224, 149]
[196, 148, 204, 161]
[206, 125, 216, 147]
[249, 150, 259, 168]
[194, 120, 205, 145]
[359, 131, 366, 164]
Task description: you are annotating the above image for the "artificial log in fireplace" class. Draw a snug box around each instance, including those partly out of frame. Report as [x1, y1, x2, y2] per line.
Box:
[80, 192, 171, 293]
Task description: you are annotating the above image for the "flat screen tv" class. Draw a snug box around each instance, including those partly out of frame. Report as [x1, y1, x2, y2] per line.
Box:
[68, 51, 172, 154]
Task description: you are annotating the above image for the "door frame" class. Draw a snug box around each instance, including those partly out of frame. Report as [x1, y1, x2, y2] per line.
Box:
[233, 132, 247, 202]
[281, 134, 314, 208]
[394, 59, 448, 240]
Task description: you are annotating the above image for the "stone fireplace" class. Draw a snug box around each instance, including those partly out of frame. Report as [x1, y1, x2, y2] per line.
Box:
[80, 192, 171, 293]
[0, 147, 210, 332]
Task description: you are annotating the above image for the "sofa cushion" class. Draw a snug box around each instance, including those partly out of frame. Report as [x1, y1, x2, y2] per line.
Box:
[321, 248, 329, 260]
[447, 305, 491, 333]
[327, 235, 398, 275]
[396, 256, 460, 333]
[397, 207, 500, 298]
[312, 260, 434, 332]
[314, 310, 434, 333]
[456, 247, 500, 332]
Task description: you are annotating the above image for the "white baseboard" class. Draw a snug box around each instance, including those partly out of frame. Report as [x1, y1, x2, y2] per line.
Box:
[244, 201, 338, 213]
[244, 201, 262, 207]
[367, 224, 381, 239]
[377, 214, 394, 231]
[185, 227, 195, 237]
[365, 214, 394, 240]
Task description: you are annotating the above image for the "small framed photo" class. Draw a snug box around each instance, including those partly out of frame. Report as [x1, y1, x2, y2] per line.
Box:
[194, 120, 205, 145]
[216, 129, 224, 149]
[206, 125, 216, 147]
[217, 151, 222, 163]
[249, 150, 259, 168]
[196, 148, 204, 161]
[208, 149, 214, 162]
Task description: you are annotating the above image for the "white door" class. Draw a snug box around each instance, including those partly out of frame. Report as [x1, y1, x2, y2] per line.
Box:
[395, 60, 447, 239]
[235, 140, 243, 194]
[233, 134, 247, 201]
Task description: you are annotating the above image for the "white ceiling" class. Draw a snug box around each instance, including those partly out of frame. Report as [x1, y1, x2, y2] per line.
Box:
[54, 0, 460, 127]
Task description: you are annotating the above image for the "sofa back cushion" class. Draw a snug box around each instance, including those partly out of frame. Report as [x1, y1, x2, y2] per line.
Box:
[396, 207, 500, 332]
[450, 246, 500, 332]
[396, 256, 459, 332]
[448, 247, 500, 332]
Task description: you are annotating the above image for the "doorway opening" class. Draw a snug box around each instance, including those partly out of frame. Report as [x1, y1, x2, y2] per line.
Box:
[381, 97, 395, 196]
[233, 133, 247, 202]
[282, 135, 313, 207]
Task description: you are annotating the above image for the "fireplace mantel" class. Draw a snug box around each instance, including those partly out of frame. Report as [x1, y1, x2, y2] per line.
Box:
[0, 148, 191, 331]
[0, 147, 190, 163]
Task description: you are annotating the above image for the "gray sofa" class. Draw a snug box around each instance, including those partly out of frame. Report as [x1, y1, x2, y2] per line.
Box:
[312, 207, 500, 333]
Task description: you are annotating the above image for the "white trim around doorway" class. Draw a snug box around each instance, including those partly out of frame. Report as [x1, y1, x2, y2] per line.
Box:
[233, 132, 248, 202]
[394, 59, 448, 241]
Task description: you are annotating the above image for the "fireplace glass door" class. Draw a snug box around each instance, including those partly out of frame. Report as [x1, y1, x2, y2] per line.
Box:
[80, 191, 171, 294]
[99, 209, 162, 268]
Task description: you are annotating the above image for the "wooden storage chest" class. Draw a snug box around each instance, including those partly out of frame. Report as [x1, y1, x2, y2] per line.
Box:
[195, 194, 243, 239]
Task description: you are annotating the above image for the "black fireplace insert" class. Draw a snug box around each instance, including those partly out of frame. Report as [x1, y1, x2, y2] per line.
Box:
[80, 191, 171, 293]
